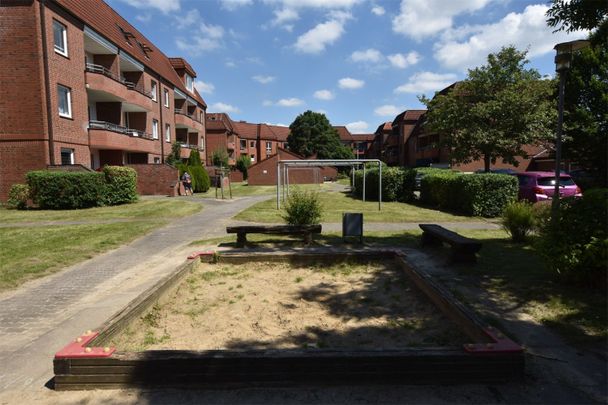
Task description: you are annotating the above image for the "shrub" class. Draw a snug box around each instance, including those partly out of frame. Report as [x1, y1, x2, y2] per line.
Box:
[7, 183, 30, 210]
[166, 142, 182, 166]
[26, 171, 107, 209]
[211, 149, 229, 167]
[536, 188, 608, 286]
[419, 171, 459, 208]
[103, 166, 137, 205]
[282, 189, 323, 225]
[352, 167, 416, 202]
[187, 150, 210, 193]
[501, 201, 535, 242]
[236, 155, 252, 180]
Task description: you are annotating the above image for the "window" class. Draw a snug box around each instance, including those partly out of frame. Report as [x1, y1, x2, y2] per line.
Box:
[200, 137, 205, 150]
[57, 85, 72, 118]
[151, 80, 157, 101]
[53, 20, 68, 56]
[163, 89, 169, 108]
[185, 74, 193, 92]
[250, 154, 255, 162]
[154, 157, 161, 164]
[60, 148, 74, 165]
[165, 124, 171, 142]
[240, 139, 247, 150]
[250, 141, 255, 147]
[266, 141, 272, 153]
[152, 119, 158, 139]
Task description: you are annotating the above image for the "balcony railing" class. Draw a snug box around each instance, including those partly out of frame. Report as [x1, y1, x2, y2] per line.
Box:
[88, 120, 154, 140]
[178, 142, 202, 150]
[85, 63, 153, 99]
[175, 108, 202, 124]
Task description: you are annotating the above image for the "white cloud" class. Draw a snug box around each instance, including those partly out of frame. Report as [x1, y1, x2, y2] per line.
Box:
[346, 121, 369, 134]
[338, 77, 365, 89]
[294, 19, 346, 54]
[392, 0, 493, 41]
[179, 9, 201, 26]
[210, 102, 240, 113]
[225, 61, 237, 68]
[263, 0, 360, 9]
[271, 8, 299, 31]
[371, 5, 385, 16]
[135, 13, 152, 23]
[262, 100, 274, 106]
[116, 0, 180, 13]
[176, 37, 221, 53]
[374, 105, 402, 117]
[174, 12, 225, 54]
[313, 89, 334, 100]
[194, 80, 215, 94]
[252, 75, 276, 84]
[276, 98, 305, 107]
[220, 0, 253, 11]
[350, 48, 383, 63]
[434, 4, 588, 71]
[387, 51, 421, 69]
[201, 23, 224, 39]
[394, 72, 457, 94]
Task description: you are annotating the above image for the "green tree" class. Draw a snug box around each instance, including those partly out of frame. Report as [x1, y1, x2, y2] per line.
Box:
[211, 149, 229, 167]
[186, 149, 210, 193]
[420, 47, 555, 172]
[165, 142, 182, 166]
[546, 0, 607, 32]
[287, 111, 354, 159]
[562, 21, 608, 187]
[236, 155, 252, 180]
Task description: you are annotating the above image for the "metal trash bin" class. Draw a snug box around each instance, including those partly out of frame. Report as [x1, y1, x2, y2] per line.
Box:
[342, 212, 363, 243]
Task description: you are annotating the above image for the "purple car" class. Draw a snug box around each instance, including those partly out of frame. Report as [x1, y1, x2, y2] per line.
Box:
[515, 171, 582, 202]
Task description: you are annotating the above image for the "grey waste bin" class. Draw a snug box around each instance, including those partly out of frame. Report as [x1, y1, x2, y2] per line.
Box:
[342, 212, 363, 243]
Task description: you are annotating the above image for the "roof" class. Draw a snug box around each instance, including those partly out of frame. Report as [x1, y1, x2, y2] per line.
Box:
[333, 126, 353, 141]
[206, 113, 234, 132]
[268, 125, 290, 142]
[375, 122, 392, 134]
[57, 0, 206, 107]
[168, 57, 195, 77]
[392, 110, 426, 127]
[351, 134, 375, 141]
[231, 121, 259, 140]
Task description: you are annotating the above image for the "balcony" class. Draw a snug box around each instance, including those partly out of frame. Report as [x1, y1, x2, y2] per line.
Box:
[227, 142, 236, 151]
[85, 63, 154, 111]
[88, 120, 158, 153]
[174, 109, 204, 132]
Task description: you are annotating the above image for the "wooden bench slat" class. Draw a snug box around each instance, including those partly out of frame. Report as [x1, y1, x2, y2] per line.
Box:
[226, 225, 322, 247]
[419, 224, 482, 263]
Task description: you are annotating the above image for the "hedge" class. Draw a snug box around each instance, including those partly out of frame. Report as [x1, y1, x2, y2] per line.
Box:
[352, 167, 416, 202]
[26, 171, 107, 209]
[177, 163, 210, 193]
[103, 166, 138, 205]
[420, 172, 518, 217]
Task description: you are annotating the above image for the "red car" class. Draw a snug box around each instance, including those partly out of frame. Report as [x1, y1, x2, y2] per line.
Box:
[515, 171, 582, 202]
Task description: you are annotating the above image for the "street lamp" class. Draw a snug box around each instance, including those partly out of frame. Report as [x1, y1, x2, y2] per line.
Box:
[551, 39, 590, 220]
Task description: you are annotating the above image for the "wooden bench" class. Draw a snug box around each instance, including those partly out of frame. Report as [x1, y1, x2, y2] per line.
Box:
[226, 224, 322, 247]
[419, 224, 482, 263]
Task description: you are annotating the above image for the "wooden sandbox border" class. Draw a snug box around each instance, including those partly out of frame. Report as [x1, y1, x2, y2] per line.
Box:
[53, 250, 524, 390]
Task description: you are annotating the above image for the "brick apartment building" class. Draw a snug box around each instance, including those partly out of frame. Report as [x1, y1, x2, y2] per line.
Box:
[0, 0, 207, 199]
[333, 126, 375, 159]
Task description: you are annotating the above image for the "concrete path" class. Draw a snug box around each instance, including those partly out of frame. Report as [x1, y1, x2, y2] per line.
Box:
[0, 195, 268, 393]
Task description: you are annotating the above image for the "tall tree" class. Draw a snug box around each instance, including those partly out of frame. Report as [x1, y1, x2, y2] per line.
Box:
[546, 0, 607, 32]
[287, 111, 354, 159]
[562, 21, 608, 186]
[420, 47, 555, 172]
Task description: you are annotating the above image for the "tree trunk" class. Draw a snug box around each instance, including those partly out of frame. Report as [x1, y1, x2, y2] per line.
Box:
[484, 154, 491, 172]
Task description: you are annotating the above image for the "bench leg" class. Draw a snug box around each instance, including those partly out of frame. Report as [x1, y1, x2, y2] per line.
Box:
[303, 233, 312, 245]
[421, 232, 441, 247]
[236, 233, 247, 248]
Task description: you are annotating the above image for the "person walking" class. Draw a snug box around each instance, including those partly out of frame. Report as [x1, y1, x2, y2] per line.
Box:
[181, 171, 193, 195]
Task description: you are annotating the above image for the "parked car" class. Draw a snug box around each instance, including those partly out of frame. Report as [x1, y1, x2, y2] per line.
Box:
[515, 171, 582, 202]
[474, 168, 517, 175]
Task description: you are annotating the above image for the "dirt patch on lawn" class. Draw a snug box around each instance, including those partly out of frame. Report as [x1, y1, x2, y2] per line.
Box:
[112, 260, 467, 351]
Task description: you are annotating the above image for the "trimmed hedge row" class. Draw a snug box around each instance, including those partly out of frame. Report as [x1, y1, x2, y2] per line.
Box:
[420, 172, 518, 217]
[352, 167, 416, 202]
[25, 166, 138, 209]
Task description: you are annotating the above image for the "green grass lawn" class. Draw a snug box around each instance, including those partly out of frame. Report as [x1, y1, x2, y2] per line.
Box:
[195, 182, 336, 198]
[234, 190, 482, 223]
[0, 200, 201, 290]
[192, 228, 606, 349]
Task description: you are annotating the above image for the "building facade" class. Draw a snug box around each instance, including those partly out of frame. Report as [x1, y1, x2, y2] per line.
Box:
[0, 0, 207, 199]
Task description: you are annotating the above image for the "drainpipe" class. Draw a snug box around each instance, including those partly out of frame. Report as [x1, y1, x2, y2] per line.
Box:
[39, 0, 55, 165]
[256, 124, 261, 159]
[157, 74, 165, 163]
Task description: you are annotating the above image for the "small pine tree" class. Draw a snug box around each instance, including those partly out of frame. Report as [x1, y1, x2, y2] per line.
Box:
[166, 142, 182, 166]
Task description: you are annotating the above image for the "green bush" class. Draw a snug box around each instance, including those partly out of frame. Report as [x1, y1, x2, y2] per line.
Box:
[211, 149, 229, 167]
[501, 201, 535, 242]
[26, 171, 107, 209]
[352, 167, 416, 202]
[7, 183, 30, 210]
[420, 172, 518, 217]
[536, 189, 608, 286]
[282, 189, 323, 225]
[236, 155, 252, 180]
[187, 150, 210, 193]
[166, 142, 182, 166]
[103, 166, 137, 205]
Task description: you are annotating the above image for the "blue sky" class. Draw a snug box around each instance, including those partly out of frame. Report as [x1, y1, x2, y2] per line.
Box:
[108, 0, 587, 133]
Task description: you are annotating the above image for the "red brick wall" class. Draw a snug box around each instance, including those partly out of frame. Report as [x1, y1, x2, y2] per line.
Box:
[126, 164, 179, 196]
[248, 152, 329, 186]
[206, 132, 227, 163]
[0, 141, 50, 200]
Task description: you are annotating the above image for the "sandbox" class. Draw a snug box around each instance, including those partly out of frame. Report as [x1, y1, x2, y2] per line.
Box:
[53, 250, 524, 390]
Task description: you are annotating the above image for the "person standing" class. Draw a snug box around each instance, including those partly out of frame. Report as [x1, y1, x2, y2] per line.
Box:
[181, 171, 193, 195]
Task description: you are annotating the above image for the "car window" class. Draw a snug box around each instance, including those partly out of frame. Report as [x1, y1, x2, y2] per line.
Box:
[537, 177, 576, 186]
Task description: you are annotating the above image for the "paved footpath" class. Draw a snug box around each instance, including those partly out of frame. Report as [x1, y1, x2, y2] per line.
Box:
[0, 195, 268, 393]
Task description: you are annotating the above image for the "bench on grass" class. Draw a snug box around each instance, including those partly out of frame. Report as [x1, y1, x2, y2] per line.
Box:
[226, 224, 322, 247]
[419, 224, 482, 263]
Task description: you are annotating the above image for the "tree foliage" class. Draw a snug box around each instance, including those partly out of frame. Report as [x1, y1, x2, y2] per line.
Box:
[562, 21, 608, 187]
[236, 155, 252, 180]
[546, 0, 607, 32]
[211, 149, 229, 167]
[166, 142, 182, 166]
[287, 111, 354, 159]
[420, 47, 555, 172]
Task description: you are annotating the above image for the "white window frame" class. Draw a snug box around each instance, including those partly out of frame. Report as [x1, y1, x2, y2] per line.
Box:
[57, 85, 72, 118]
[163, 89, 169, 108]
[200, 137, 205, 150]
[53, 20, 68, 57]
[151, 80, 157, 102]
[60, 148, 74, 165]
[165, 124, 171, 142]
[152, 119, 159, 139]
[185, 74, 193, 92]
[266, 141, 272, 153]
